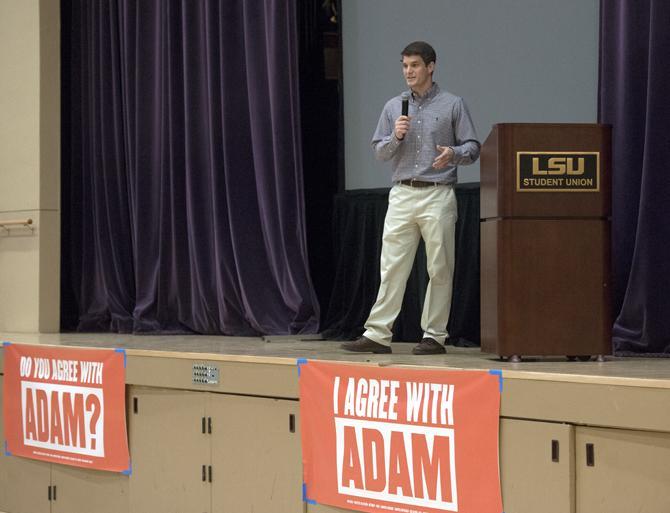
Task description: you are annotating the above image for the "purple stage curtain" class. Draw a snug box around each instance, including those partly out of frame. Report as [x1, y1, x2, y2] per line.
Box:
[599, 0, 670, 353]
[61, 0, 319, 335]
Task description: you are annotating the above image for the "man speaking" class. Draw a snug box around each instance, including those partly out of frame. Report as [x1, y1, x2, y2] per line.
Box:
[342, 41, 480, 355]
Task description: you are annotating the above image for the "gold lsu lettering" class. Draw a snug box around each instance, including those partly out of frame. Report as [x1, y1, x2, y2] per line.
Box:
[532, 157, 585, 176]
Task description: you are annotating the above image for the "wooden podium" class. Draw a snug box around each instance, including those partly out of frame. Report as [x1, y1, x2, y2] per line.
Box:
[480, 123, 612, 360]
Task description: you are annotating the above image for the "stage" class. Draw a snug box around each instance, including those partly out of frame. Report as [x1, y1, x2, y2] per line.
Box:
[2, 332, 670, 513]
[2, 331, 670, 381]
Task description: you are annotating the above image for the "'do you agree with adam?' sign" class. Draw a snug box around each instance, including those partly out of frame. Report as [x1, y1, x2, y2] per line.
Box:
[299, 360, 502, 513]
[2, 343, 130, 473]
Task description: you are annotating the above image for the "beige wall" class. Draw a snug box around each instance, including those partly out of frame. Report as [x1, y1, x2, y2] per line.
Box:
[0, 0, 60, 332]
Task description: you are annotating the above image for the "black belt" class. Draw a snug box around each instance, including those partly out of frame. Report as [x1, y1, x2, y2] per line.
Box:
[398, 179, 444, 188]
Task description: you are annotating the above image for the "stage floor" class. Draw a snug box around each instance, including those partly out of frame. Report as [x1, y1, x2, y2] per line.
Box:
[2, 331, 670, 385]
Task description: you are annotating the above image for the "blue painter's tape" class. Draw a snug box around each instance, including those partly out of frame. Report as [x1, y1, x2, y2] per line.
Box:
[2, 341, 11, 347]
[302, 483, 317, 505]
[296, 358, 309, 377]
[4, 440, 11, 457]
[489, 369, 503, 392]
[114, 348, 127, 368]
[122, 461, 132, 476]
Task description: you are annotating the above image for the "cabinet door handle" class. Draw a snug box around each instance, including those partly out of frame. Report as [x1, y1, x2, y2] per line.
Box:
[202, 417, 206, 434]
[551, 440, 559, 462]
[48, 486, 51, 501]
[586, 443, 595, 466]
[53, 486, 57, 501]
[289, 414, 296, 433]
[208, 465, 213, 483]
[202, 464, 207, 481]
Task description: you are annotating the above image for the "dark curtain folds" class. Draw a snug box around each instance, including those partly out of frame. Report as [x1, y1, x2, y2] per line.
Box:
[599, 0, 670, 353]
[297, 1, 341, 327]
[61, 0, 319, 335]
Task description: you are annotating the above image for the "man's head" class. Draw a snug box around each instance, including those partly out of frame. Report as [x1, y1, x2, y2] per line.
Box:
[401, 41, 436, 95]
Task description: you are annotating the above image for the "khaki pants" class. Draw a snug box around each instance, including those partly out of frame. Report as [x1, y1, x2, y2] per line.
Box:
[363, 184, 457, 346]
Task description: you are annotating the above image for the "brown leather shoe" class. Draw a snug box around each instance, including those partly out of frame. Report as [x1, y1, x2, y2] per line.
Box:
[412, 337, 446, 355]
[341, 336, 392, 354]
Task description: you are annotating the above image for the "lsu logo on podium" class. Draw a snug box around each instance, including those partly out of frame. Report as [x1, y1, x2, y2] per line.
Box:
[517, 152, 600, 191]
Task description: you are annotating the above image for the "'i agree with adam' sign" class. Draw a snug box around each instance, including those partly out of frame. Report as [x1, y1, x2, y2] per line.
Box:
[299, 361, 503, 513]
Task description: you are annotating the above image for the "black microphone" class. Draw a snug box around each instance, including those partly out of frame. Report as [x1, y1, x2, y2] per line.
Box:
[401, 92, 410, 117]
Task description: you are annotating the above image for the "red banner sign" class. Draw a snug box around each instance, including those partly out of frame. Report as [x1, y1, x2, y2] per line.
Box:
[2, 343, 130, 473]
[299, 360, 502, 513]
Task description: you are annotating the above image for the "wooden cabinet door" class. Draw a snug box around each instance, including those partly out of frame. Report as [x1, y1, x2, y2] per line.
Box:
[209, 394, 304, 513]
[128, 387, 210, 513]
[0, 375, 52, 513]
[500, 418, 575, 513]
[50, 465, 129, 513]
[576, 426, 670, 513]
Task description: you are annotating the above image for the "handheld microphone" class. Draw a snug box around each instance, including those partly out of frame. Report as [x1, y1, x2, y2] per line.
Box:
[401, 92, 410, 117]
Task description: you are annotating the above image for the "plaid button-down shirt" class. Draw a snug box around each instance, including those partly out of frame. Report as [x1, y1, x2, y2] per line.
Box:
[371, 83, 480, 185]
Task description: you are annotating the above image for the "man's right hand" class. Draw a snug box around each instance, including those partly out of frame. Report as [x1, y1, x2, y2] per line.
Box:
[394, 115, 411, 140]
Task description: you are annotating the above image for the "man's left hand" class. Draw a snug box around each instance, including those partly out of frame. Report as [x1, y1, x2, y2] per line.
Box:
[433, 145, 454, 169]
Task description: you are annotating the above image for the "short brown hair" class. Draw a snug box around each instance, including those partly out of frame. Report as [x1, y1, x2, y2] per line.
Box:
[401, 41, 436, 66]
